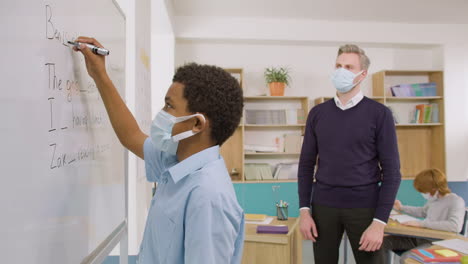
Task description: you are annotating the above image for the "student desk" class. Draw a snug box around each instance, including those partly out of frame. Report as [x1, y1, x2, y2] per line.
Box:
[385, 219, 463, 240]
[242, 217, 302, 264]
[384, 219, 468, 263]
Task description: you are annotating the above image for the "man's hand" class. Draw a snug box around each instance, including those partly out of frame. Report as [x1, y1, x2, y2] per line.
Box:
[359, 220, 385, 252]
[393, 200, 402, 211]
[299, 209, 318, 242]
[402, 221, 422, 227]
[72, 36, 108, 81]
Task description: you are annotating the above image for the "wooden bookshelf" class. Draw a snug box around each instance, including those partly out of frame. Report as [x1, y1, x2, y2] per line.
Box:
[220, 79, 309, 182]
[373, 70, 445, 178]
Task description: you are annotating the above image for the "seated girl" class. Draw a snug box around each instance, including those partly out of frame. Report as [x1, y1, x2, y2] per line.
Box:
[382, 168, 466, 263]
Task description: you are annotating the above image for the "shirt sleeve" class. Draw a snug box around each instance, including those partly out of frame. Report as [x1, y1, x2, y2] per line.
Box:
[374, 107, 402, 223]
[298, 107, 319, 208]
[400, 205, 427, 218]
[422, 197, 466, 233]
[184, 187, 242, 264]
[143, 137, 164, 182]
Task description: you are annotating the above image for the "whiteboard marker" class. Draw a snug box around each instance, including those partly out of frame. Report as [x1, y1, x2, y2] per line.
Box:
[67, 41, 110, 56]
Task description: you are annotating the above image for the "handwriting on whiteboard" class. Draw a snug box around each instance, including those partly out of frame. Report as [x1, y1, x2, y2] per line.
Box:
[45, 4, 111, 172]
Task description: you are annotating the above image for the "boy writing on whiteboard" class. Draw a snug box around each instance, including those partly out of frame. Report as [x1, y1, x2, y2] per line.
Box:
[73, 37, 245, 264]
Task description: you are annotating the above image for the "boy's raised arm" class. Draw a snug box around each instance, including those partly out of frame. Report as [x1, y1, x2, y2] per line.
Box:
[74, 36, 147, 159]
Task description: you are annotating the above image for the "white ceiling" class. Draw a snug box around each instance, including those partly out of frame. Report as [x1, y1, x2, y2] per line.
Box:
[172, 0, 468, 24]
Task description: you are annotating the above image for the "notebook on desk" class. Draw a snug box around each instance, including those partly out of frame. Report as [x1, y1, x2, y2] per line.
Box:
[390, 214, 420, 223]
[245, 214, 267, 221]
[256, 225, 289, 234]
[433, 239, 468, 254]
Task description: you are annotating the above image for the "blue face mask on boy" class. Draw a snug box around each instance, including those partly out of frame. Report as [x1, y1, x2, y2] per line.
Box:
[150, 110, 205, 155]
[331, 68, 364, 93]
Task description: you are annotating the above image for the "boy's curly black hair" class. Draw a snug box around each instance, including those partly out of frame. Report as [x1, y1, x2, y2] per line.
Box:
[173, 63, 244, 146]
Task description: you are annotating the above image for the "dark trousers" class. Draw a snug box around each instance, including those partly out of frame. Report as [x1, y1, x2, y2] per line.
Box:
[312, 204, 383, 264]
[380, 236, 432, 264]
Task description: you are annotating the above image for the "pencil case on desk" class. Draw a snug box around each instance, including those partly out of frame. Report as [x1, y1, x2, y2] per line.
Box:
[256, 225, 288, 234]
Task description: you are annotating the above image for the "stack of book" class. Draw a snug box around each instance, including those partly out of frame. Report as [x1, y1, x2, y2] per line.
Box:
[244, 163, 273, 180]
[390, 82, 437, 97]
[408, 248, 461, 263]
[245, 109, 286, 125]
[412, 103, 439, 124]
[244, 133, 303, 154]
[273, 163, 299, 180]
[245, 109, 305, 125]
[244, 163, 299, 181]
[244, 144, 279, 153]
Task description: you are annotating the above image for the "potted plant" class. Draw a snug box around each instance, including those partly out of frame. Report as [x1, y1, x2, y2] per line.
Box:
[264, 67, 291, 96]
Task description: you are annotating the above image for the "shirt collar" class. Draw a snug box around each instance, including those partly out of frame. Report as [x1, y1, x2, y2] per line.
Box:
[168, 145, 220, 184]
[333, 90, 364, 110]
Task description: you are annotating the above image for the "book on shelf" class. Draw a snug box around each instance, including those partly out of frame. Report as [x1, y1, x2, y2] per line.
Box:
[244, 144, 279, 153]
[273, 163, 299, 180]
[297, 109, 306, 124]
[431, 103, 439, 123]
[413, 109, 421, 124]
[245, 109, 304, 125]
[416, 104, 426, 123]
[390, 82, 437, 97]
[284, 133, 303, 153]
[411, 103, 438, 124]
[423, 104, 433, 123]
[244, 133, 302, 154]
[244, 163, 273, 181]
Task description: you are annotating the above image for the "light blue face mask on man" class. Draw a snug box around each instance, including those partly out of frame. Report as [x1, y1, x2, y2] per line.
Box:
[150, 110, 205, 155]
[331, 68, 364, 93]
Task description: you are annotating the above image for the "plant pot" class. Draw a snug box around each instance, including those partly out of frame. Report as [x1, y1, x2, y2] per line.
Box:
[269, 82, 286, 96]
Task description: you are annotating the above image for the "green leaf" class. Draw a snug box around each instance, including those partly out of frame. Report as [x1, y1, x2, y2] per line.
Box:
[264, 67, 291, 86]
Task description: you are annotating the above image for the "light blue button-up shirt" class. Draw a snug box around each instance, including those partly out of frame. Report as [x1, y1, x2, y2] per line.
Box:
[138, 138, 245, 264]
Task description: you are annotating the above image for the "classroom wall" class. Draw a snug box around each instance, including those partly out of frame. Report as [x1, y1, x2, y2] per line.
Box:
[151, 0, 176, 117]
[175, 16, 468, 182]
[176, 41, 439, 99]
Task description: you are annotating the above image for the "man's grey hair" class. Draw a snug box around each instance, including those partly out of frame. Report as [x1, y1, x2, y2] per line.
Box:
[338, 44, 370, 71]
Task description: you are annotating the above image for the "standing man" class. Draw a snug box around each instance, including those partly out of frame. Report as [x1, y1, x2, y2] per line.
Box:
[298, 44, 401, 263]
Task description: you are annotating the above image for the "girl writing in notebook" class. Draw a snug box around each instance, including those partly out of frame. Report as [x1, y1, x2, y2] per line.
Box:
[381, 168, 466, 263]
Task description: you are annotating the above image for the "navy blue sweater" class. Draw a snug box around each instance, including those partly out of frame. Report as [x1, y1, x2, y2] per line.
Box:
[298, 97, 401, 222]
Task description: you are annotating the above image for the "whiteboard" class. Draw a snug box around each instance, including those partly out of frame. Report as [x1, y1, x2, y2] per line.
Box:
[0, 0, 126, 263]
